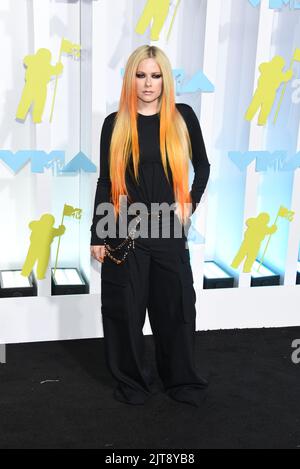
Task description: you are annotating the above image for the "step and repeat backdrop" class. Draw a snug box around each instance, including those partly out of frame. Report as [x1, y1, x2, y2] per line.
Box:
[0, 0, 300, 344]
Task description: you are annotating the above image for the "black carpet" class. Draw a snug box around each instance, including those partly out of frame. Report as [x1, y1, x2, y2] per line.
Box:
[0, 326, 300, 449]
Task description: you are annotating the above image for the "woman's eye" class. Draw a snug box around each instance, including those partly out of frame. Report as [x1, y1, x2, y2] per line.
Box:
[136, 74, 161, 78]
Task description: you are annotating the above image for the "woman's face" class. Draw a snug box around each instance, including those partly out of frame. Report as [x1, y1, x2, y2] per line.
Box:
[135, 58, 163, 107]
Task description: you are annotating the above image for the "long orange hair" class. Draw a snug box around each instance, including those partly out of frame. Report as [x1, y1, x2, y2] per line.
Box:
[109, 44, 193, 225]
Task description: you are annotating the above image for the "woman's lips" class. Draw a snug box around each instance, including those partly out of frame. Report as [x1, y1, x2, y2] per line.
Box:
[143, 91, 153, 94]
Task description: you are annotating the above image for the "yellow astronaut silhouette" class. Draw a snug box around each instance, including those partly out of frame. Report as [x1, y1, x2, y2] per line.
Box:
[244, 56, 293, 126]
[231, 213, 277, 273]
[135, 0, 170, 41]
[16, 48, 64, 124]
[21, 214, 66, 280]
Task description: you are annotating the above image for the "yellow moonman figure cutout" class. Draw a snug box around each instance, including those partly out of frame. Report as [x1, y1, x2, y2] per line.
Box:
[16, 48, 64, 124]
[244, 55, 293, 126]
[21, 214, 66, 280]
[231, 213, 277, 273]
[135, 0, 171, 41]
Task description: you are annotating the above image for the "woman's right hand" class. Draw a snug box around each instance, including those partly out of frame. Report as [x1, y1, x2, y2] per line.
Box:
[90, 245, 106, 263]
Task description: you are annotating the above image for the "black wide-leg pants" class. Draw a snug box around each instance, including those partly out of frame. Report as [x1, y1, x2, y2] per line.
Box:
[100, 215, 208, 406]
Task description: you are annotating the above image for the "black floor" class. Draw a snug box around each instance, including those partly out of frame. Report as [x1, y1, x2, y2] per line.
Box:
[0, 326, 300, 449]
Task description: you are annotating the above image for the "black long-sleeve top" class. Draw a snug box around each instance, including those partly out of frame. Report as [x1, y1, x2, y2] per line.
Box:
[90, 103, 210, 245]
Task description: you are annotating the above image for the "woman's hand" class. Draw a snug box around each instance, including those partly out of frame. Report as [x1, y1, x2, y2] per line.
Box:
[90, 245, 106, 263]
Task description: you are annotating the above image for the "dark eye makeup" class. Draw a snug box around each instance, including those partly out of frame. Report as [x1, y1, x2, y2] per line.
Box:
[136, 73, 162, 78]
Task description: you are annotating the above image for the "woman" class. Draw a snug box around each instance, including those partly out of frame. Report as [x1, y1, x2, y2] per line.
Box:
[90, 45, 210, 407]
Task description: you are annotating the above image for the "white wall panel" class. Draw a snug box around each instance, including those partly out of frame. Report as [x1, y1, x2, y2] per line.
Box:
[0, 0, 300, 346]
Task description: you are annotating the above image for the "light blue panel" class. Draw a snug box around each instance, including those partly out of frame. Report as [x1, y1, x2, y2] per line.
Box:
[213, 155, 248, 274]
[257, 9, 300, 275]
[205, 2, 260, 277]
[51, 169, 81, 270]
[256, 170, 294, 274]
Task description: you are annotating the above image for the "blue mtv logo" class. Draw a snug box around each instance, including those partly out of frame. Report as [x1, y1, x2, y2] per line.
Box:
[248, 0, 261, 5]
[0, 150, 97, 174]
[249, 0, 300, 8]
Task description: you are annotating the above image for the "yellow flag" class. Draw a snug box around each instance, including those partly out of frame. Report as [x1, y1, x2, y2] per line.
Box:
[63, 204, 82, 219]
[293, 48, 300, 62]
[278, 205, 294, 221]
[61, 38, 81, 58]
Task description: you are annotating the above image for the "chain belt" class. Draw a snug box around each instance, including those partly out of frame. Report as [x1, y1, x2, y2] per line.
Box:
[104, 211, 175, 265]
[104, 215, 142, 265]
